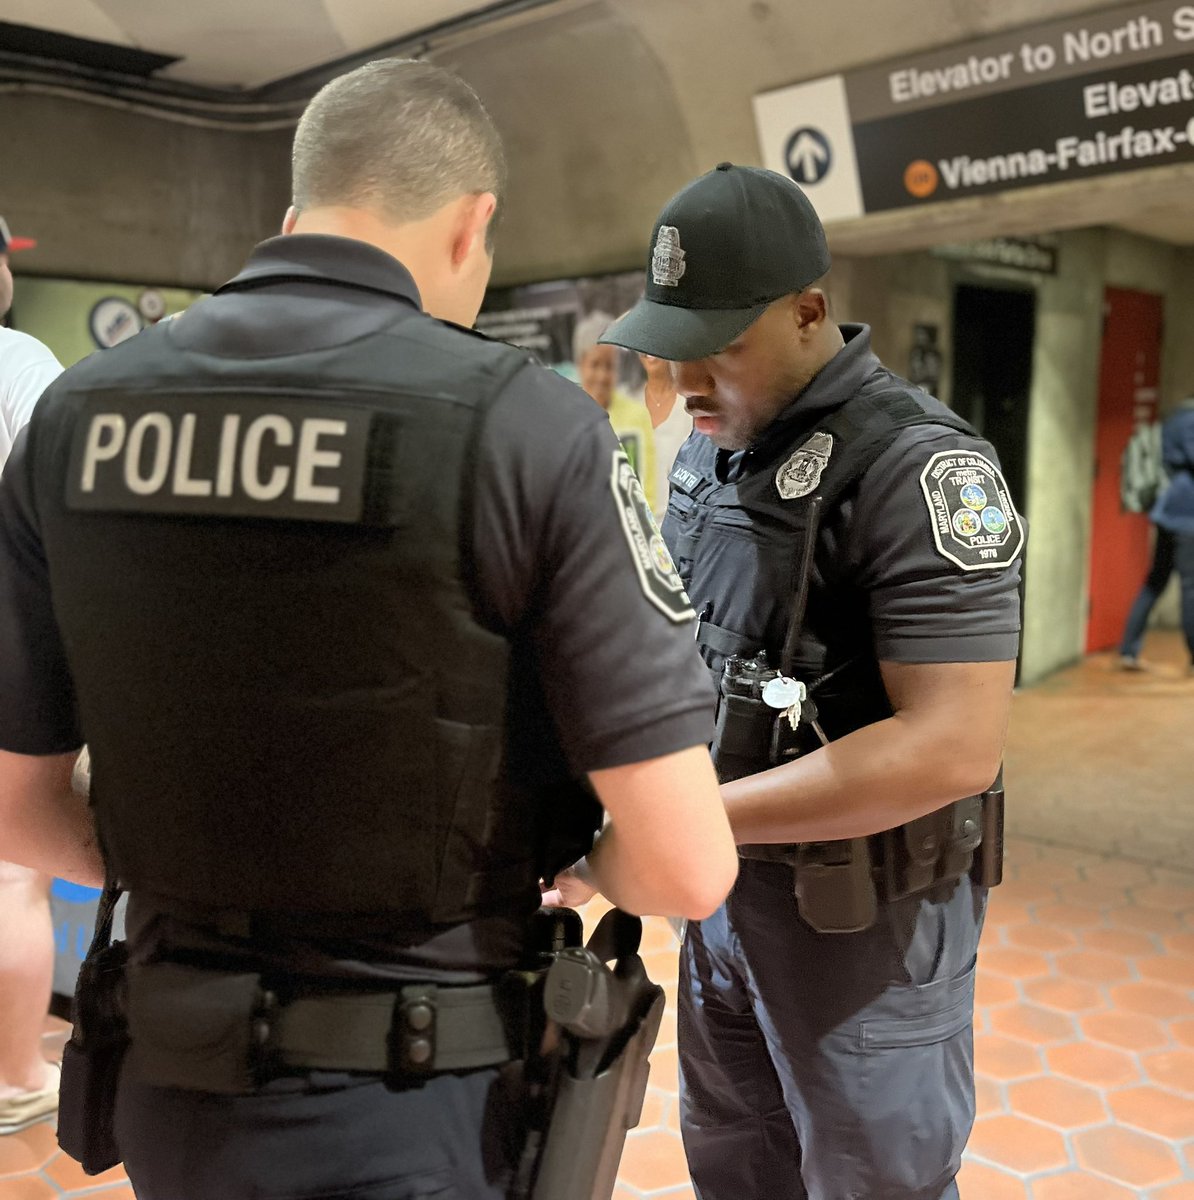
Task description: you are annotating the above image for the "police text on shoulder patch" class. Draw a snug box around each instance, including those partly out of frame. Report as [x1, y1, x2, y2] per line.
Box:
[610, 448, 695, 623]
[919, 450, 1023, 571]
[776, 431, 833, 500]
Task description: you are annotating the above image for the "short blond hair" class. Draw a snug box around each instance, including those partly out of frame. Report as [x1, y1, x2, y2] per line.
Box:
[292, 59, 506, 241]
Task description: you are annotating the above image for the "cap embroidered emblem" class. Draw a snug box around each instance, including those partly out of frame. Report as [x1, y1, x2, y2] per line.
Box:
[776, 432, 833, 500]
[652, 226, 686, 287]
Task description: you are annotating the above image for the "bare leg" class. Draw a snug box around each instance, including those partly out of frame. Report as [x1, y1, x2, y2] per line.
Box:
[0, 861, 55, 1098]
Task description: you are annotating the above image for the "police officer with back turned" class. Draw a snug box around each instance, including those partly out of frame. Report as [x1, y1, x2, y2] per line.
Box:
[0, 61, 737, 1199]
[591, 164, 1023, 1199]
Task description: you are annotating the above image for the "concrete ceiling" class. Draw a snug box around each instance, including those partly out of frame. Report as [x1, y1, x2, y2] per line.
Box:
[2, 0, 1192, 274]
[0, 0, 508, 88]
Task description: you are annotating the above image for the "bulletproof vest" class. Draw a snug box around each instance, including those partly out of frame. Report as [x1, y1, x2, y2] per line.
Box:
[662, 372, 978, 748]
[30, 299, 598, 926]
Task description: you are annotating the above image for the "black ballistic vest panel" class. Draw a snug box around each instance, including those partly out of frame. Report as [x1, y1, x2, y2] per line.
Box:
[32, 308, 592, 923]
[663, 374, 977, 746]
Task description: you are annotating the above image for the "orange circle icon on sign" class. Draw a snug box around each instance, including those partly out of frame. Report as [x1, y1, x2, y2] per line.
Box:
[904, 159, 939, 199]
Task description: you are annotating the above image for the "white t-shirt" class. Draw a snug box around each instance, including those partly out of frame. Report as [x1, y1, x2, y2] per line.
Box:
[651, 395, 693, 517]
[1, 327, 63, 467]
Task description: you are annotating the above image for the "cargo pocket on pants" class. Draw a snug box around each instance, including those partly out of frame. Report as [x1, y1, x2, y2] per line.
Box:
[849, 957, 977, 1198]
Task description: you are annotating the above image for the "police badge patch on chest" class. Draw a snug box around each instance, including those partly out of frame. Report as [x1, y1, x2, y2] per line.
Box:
[775, 432, 833, 500]
[919, 450, 1024, 571]
[610, 449, 695, 623]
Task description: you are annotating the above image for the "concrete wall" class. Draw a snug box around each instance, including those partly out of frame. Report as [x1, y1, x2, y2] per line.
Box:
[832, 233, 1194, 684]
[4, 92, 291, 289]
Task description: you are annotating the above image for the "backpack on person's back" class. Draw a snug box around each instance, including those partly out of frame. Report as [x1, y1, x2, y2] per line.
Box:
[1120, 421, 1167, 514]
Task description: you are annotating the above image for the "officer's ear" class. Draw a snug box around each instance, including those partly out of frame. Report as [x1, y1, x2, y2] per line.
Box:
[450, 192, 498, 269]
[281, 206, 299, 236]
[791, 287, 829, 336]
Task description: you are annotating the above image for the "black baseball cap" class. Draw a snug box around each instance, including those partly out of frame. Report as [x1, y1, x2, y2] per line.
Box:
[0, 216, 36, 254]
[600, 162, 830, 361]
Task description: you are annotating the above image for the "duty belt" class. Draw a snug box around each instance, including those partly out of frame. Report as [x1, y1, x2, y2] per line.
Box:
[124, 961, 538, 1094]
[735, 786, 1003, 934]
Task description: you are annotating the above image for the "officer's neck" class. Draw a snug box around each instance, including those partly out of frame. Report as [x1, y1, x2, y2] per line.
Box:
[282, 204, 471, 321]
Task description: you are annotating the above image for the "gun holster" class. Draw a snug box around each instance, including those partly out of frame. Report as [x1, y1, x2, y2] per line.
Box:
[58, 878, 128, 1176]
[514, 908, 664, 1200]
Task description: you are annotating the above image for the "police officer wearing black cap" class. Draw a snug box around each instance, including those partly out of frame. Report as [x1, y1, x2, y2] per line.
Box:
[598, 164, 1023, 1200]
[0, 61, 737, 1198]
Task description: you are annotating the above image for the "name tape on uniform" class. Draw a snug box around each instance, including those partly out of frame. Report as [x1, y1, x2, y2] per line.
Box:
[66, 395, 384, 524]
[919, 449, 1023, 570]
[611, 449, 696, 624]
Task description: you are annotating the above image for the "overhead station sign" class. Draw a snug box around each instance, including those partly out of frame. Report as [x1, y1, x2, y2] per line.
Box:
[753, 0, 1194, 221]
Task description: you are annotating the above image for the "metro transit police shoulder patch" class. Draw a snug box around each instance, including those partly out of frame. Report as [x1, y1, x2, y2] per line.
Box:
[919, 449, 1024, 571]
[610, 448, 695, 623]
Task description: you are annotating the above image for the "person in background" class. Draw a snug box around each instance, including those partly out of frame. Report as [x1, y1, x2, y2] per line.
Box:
[573, 310, 657, 503]
[1120, 395, 1194, 672]
[638, 351, 693, 518]
[0, 214, 65, 1135]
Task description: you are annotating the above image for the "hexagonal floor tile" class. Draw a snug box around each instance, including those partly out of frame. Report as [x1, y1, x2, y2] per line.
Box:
[974, 1034, 1042, 1081]
[981, 947, 1052, 980]
[1046, 1042, 1140, 1088]
[990, 1003, 1075, 1045]
[1073, 1125, 1182, 1189]
[1109, 982, 1194, 1021]
[1031, 1172, 1139, 1200]
[617, 1129, 690, 1193]
[1023, 976, 1104, 1014]
[967, 1114, 1069, 1174]
[1150, 1184, 1194, 1200]
[1141, 1049, 1194, 1094]
[1007, 923, 1078, 953]
[1056, 950, 1133, 984]
[0, 1123, 58, 1179]
[1108, 1084, 1194, 1140]
[976, 973, 1019, 1008]
[1082, 860, 1152, 889]
[0, 1176, 58, 1199]
[1137, 955, 1194, 988]
[1080, 1011, 1170, 1052]
[1006, 1076, 1106, 1128]
[1058, 882, 1129, 910]
[954, 1158, 1026, 1200]
[1131, 884, 1194, 912]
[1110, 906, 1187, 935]
[1083, 927, 1158, 957]
[974, 1075, 1006, 1116]
[1035, 903, 1106, 929]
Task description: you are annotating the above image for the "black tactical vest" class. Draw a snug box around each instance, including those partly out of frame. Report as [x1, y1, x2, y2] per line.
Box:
[662, 371, 978, 747]
[30, 300, 599, 926]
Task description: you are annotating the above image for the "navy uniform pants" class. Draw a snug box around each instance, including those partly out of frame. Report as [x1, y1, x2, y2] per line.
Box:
[679, 860, 985, 1200]
[115, 1062, 522, 1199]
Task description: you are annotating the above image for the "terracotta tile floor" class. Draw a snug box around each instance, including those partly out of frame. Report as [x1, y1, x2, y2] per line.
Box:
[3, 632, 1191, 1198]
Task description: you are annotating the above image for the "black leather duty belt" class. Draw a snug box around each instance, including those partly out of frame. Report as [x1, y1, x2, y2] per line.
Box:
[124, 962, 538, 1094]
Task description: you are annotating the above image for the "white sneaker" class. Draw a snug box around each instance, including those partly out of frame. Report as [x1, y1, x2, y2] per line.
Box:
[0, 1062, 60, 1134]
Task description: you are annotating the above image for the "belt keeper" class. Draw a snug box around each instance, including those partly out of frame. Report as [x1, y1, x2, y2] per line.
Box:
[396, 986, 438, 1074]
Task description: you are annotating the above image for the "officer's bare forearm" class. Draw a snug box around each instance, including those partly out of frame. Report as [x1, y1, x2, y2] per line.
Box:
[721, 660, 1014, 844]
[0, 749, 104, 886]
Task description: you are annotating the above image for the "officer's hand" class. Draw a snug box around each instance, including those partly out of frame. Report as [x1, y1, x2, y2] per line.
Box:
[540, 863, 598, 908]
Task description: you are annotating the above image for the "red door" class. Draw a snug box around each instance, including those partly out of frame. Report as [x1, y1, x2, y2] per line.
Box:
[1086, 288, 1164, 652]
